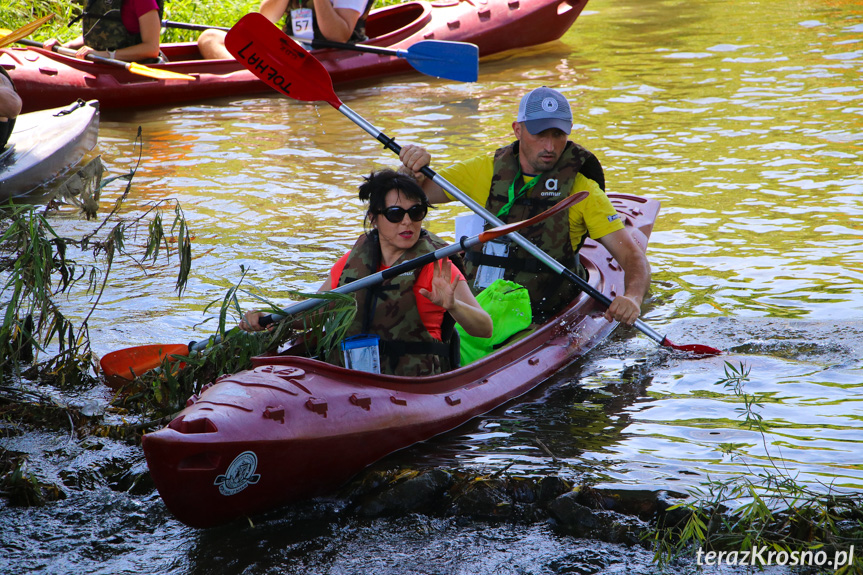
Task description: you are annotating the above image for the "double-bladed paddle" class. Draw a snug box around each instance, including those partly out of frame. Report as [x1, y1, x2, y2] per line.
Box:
[224, 12, 722, 356]
[10, 37, 195, 81]
[0, 14, 55, 49]
[161, 19, 478, 82]
[99, 192, 588, 385]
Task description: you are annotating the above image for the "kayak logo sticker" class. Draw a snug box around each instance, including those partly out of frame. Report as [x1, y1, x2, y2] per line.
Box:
[215, 451, 261, 496]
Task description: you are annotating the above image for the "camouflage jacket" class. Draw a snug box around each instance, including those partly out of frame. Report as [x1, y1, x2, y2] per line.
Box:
[332, 229, 456, 376]
[78, 0, 164, 52]
[463, 140, 605, 319]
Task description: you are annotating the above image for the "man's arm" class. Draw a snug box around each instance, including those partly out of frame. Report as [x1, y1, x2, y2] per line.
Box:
[596, 228, 651, 325]
[258, 0, 291, 22]
[312, 0, 361, 43]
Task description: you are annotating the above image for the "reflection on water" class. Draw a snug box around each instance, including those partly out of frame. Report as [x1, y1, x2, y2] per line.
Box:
[3, 0, 863, 572]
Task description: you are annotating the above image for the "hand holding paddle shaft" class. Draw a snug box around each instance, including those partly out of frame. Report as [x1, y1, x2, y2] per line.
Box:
[225, 13, 721, 356]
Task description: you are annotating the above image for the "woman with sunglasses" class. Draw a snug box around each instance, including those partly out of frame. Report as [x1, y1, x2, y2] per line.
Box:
[242, 169, 491, 376]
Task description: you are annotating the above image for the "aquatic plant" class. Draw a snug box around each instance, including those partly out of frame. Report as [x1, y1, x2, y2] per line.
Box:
[117, 271, 356, 421]
[650, 361, 863, 573]
[0, 129, 192, 387]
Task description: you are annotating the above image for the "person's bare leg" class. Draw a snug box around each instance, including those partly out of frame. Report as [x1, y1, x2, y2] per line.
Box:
[197, 29, 232, 59]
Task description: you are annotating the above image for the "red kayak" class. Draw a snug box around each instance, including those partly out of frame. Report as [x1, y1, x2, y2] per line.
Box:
[142, 193, 660, 528]
[4, 0, 589, 113]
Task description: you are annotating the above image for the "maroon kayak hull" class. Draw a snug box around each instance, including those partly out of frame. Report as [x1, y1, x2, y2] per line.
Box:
[3, 0, 589, 113]
[142, 193, 660, 528]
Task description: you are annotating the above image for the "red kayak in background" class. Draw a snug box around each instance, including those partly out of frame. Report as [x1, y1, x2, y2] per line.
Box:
[3, 0, 590, 113]
[142, 193, 661, 528]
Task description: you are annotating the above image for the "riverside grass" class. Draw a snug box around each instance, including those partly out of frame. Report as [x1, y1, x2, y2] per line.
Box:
[0, 130, 193, 389]
[650, 361, 863, 573]
[6, 0, 403, 45]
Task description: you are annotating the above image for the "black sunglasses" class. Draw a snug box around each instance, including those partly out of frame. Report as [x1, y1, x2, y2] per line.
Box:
[379, 204, 427, 223]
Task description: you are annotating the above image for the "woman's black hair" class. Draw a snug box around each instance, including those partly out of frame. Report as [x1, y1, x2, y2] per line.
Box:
[358, 169, 431, 231]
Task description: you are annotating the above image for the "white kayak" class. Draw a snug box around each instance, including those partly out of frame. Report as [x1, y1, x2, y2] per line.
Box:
[0, 99, 99, 202]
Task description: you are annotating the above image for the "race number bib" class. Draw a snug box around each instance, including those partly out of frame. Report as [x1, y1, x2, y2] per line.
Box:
[291, 8, 314, 40]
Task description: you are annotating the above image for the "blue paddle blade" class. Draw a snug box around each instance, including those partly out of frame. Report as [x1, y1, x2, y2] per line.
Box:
[401, 40, 479, 83]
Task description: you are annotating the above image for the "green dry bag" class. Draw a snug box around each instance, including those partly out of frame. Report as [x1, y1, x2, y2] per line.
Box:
[456, 279, 532, 365]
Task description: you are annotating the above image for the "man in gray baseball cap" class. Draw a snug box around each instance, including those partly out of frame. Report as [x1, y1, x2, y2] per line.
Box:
[510, 86, 578, 175]
[399, 86, 650, 326]
[517, 86, 573, 135]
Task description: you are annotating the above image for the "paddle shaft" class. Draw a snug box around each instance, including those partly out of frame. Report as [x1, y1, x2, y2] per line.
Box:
[190, 236, 478, 352]
[13, 37, 194, 81]
[0, 14, 54, 49]
[256, 193, 584, 328]
[257, 238, 471, 329]
[170, 18, 479, 81]
[187, 192, 585, 351]
[16, 38, 129, 68]
[335, 106, 670, 347]
[164, 20, 424, 58]
[162, 20, 226, 32]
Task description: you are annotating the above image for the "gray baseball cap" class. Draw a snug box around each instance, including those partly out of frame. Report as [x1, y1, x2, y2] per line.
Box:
[516, 86, 573, 135]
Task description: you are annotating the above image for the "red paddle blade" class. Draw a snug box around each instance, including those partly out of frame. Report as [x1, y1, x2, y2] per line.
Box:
[100, 344, 189, 389]
[479, 191, 588, 242]
[225, 13, 342, 109]
[661, 338, 722, 356]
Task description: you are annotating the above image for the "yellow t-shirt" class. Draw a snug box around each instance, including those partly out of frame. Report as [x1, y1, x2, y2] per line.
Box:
[437, 155, 624, 250]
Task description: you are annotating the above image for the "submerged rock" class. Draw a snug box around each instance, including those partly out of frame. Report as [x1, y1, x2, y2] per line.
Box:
[548, 491, 649, 545]
[338, 465, 664, 545]
[355, 469, 453, 517]
[452, 477, 513, 519]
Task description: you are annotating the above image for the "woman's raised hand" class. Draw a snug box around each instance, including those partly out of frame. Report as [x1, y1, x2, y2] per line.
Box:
[419, 258, 457, 311]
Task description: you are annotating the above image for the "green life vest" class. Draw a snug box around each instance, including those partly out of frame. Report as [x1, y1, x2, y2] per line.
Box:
[282, 0, 375, 43]
[463, 140, 606, 319]
[75, 0, 164, 52]
[332, 229, 458, 376]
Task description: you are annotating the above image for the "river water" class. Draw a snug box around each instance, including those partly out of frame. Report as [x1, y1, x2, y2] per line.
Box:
[3, 0, 863, 573]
